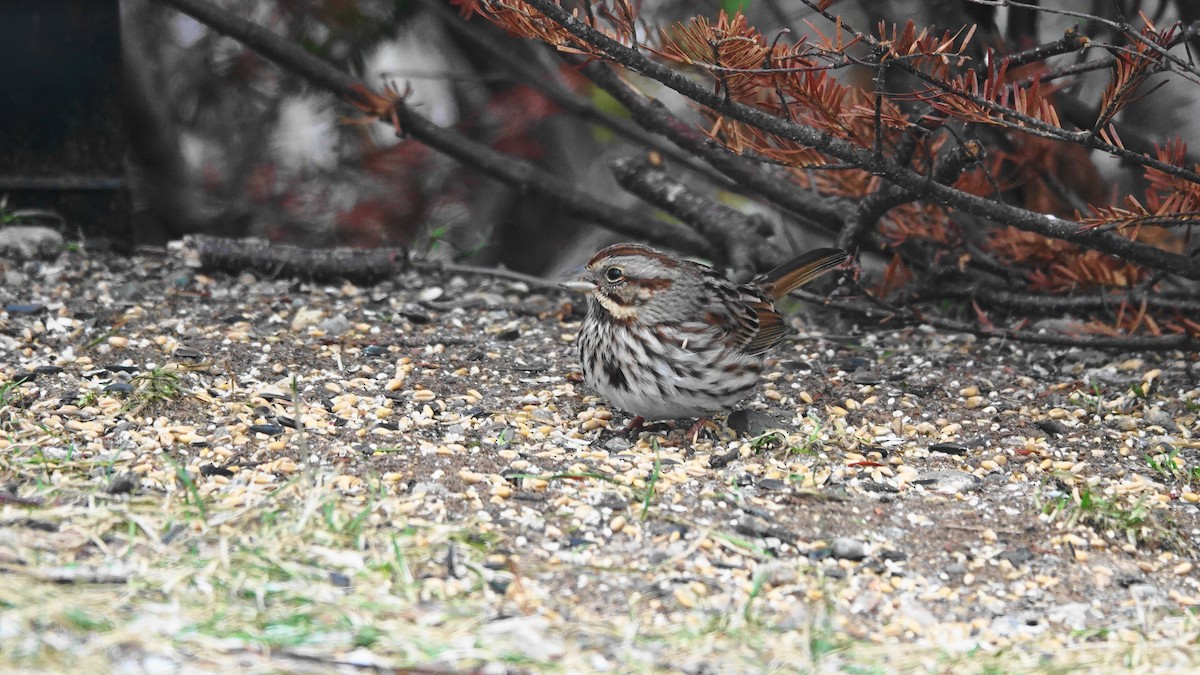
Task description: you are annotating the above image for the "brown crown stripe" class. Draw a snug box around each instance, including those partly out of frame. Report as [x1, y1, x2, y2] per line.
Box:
[589, 243, 680, 268]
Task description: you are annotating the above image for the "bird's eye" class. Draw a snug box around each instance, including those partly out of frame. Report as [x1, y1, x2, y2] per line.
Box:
[604, 266, 624, 283]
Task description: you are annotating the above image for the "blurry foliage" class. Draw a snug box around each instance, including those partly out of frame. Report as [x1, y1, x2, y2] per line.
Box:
[136, 0, 570, 259]
[142, 0, 1199, 345]
[451, 0, 1199, 342]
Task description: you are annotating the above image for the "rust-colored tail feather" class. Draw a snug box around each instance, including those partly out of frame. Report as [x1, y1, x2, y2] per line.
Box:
[760, 248, 848, 299]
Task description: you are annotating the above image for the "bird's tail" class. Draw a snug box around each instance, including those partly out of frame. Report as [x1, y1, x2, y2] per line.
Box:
[759, 248, 848, 299]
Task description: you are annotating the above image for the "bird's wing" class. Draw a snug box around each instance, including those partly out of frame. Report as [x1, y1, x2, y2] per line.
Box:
[742, 298, 789, 355]
[699, 271, 768, 353]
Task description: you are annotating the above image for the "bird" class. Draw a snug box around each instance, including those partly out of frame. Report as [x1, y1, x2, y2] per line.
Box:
[563, 242, 847, 439]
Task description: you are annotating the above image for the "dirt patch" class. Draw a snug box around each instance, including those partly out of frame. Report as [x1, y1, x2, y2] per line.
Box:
[2, 249, 1198, 672]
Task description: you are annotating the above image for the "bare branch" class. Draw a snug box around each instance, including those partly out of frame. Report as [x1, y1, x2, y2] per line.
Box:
[797, 0, 1200, 187]
[415, 0, 741, 193]
[792, 289, 1195, 351]
[966, 0, 1200, 82]
[148, 0, 715, 257]
[610, 155, 771, 277]
[517, 0, 1200, 280]
[570, 55, 848, 235]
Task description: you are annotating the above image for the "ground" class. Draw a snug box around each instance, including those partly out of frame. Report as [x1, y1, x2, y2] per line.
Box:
[1, 247, 1199, 673]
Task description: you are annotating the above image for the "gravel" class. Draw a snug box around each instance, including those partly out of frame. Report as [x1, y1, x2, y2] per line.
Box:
[2, 247, 1199, 671]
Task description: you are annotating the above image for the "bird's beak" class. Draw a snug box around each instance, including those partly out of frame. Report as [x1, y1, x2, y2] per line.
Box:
[560, 279, 597, 293]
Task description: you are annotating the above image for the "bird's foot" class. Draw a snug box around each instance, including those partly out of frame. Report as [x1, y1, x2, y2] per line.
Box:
[685, 417, 710, 445]
[657, 418, 711, 447]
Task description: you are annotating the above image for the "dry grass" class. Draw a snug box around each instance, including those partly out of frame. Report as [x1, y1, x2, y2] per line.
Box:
[0, 422, 562, 671]
[3, 412, 1200, 673]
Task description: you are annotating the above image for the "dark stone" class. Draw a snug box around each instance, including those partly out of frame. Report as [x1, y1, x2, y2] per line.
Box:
[398, 308, 432, 324]
[734, 515, 796, 542]
[995, 546, 1036, 567]
[106, 474, 138, 494]
[248, 423, 285, 437]
[17, 518, 58, 532]
[1115, 574, 1144, 589]
[929, 442, 969, 456]
[758, 478, 788, 491]
[596, 492, 629, 512]
[839, 357, 872, 372]
[102, 382, 134, 395]
[4, 304, 46, 315]
[1035, 419, 1068, 436]
[726, 409, 785, 437]
[912, 469, 980, 493]
[199, 464, 235, 478]
[860, 481, 899, 493]
[943, 563, 967, 578]
[709, 446, 740, 469]
[849, 371, 884, 384]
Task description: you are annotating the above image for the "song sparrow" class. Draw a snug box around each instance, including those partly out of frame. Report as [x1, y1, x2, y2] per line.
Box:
[564, 243, 847, 436]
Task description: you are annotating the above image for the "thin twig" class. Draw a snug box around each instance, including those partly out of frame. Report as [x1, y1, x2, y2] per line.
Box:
[570, 55, 848, 236]
[609, 155, 770, 276]
[414, 260, 563, 289]
[995, 25, 1091, 71]
[516, 0, 1200, 280]
[918, 286, 1200, 315]
[791, 289, 1194, 351]
[148, 0, 714, 258]
[795, 0, 1200, 186]
[415, 0, 740, 192]
[966, 0, 1200, 82]
[392, 105, 714, 255]
[839, 124, 983, 250]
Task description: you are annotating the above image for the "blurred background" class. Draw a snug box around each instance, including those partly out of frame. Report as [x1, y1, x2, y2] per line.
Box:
[3, 0, 1198, 277]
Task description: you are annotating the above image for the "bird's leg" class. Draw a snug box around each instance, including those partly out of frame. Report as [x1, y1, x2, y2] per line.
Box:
[620, 416, 647, 435]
